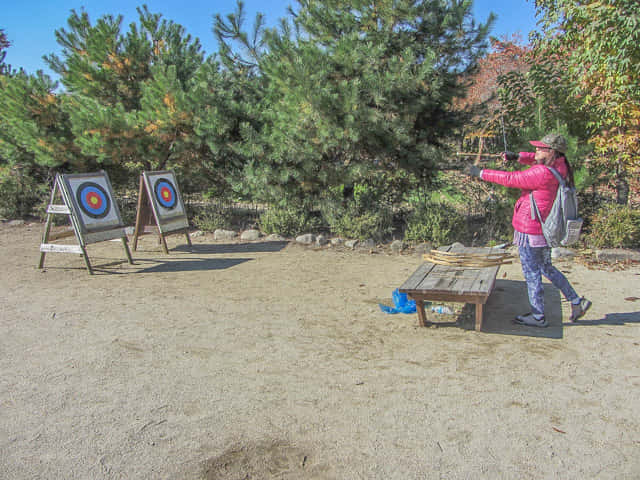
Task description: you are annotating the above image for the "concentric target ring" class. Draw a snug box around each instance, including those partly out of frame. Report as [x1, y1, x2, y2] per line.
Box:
[76, 182, 110, 219]
[154, 178, 178, 210]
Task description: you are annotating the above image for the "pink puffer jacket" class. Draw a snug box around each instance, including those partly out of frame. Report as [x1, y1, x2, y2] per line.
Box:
[480, 152, 569, 235]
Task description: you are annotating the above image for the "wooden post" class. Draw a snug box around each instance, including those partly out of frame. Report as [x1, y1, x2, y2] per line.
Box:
[475, 136, 485, 166]
[38, 181, 58, 270]
[132, 176, 146, 252]
[475, 303, 483, 331]
[415, 298, 429, 327]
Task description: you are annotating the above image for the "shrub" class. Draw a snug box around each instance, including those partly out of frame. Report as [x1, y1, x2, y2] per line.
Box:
[259, 204, 321, 237]
[328, 206, 394, 241]
[404, 199, 466, 246]
[0, 166, 48, 219]
[478, 194, 513, 243]
[320, 182, 394, 241]
[193, 205, 234, 232]
[585, 204, 640, 248]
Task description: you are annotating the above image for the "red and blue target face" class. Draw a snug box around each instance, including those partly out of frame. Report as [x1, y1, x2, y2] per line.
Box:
[76, 182, 111, 218]
[153, 178, 178, 210]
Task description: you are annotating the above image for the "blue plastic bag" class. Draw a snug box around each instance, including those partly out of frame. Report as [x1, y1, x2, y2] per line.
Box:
[379, 288, 417, 314]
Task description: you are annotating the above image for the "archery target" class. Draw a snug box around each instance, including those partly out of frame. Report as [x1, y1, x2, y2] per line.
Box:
[154, 178, 178, 210]
[76, 182, 111, 218]
[144, 171, 186, 221]
[64, 173, 123, 231]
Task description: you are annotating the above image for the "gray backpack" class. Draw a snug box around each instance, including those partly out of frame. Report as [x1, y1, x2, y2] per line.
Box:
[530, 167, 583, 247]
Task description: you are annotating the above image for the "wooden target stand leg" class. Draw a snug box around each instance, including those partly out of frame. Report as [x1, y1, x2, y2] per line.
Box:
[132, 176, 166, 252]
[39, 178, 95, 274]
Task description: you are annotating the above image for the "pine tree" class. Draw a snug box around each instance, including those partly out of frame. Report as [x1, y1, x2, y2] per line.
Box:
[0, 29, 10, 75]
[0, 71, 84, 170]
[218, 0, 494, 203]
[44, 6, 206, 175]
[189, 56, 265, 199]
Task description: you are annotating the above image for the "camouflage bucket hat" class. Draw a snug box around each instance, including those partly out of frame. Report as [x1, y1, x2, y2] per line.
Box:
[529, 133, 568, 154]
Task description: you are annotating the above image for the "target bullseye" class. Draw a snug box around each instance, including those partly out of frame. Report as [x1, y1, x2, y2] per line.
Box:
[76, 182, 110, 218]
[154, 178, 177, 210]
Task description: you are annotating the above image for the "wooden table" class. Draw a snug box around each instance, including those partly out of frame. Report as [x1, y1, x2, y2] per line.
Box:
[399, 244, 503, 331]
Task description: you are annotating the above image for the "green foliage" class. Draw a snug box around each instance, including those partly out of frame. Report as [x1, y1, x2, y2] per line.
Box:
[0, 71, 87, 170]
[191, 58, 264, 200]
[0, 29, 10, 75]
[0, 165, 48, 219]
[43, 6, 207, 175]
[258, 204, 321, 237]
[319, 171, 410, 240]
[218, 0, 494, 203]
[533, 0, 640, 175]
[404, 198, 465, 246]
[477, 195, 513, 243]
[585, 204, 640, 248]
[193, 205, 235, 232]
[330, 208, 393, 241]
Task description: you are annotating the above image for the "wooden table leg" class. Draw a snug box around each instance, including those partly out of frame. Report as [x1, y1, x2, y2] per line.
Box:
[475, 303, 483, 331]
[415, 297, 428, 327]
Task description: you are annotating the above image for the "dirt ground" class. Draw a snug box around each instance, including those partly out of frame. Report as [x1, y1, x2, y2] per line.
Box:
[1, 222, 639, 479]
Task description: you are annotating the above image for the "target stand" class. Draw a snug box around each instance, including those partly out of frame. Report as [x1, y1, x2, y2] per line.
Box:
[38, 171, 134, 274]
[132, 170, 191, 254]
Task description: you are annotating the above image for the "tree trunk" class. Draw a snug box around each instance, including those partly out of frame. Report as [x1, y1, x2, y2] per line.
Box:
[615, 174, 629, 205]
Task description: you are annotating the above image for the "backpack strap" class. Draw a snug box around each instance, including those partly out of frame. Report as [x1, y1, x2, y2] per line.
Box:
[530, 191, 542, 222]
[545, 166, 566, 187]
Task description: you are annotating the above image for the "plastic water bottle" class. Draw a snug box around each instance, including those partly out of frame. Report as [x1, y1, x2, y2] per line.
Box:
[431, 305, 453, 314]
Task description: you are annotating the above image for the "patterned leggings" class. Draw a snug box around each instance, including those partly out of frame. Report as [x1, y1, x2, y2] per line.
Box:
[519, 244, 579, 316]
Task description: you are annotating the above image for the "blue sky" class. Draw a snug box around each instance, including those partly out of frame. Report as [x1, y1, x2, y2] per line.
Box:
[2, 0, 539, 79]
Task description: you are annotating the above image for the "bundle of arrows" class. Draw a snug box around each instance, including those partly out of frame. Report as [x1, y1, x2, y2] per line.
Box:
[423, 249, 514, 267]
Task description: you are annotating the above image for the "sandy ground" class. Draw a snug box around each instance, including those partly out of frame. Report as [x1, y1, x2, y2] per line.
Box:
[1, 222, 639, 479]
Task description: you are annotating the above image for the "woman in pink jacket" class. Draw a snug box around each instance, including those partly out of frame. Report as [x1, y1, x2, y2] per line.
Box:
[466, 133, 591, 327]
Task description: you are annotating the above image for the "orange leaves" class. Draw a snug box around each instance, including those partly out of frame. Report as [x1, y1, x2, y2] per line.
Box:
[163, 93, 176, 113]
[102, 52, 132, 75]
[144, 123, 159, 133]
[454, 37, 532, 131]
[153, 39, 166, 57]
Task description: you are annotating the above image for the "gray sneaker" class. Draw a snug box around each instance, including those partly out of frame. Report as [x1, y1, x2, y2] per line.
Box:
[514, 313, 548, 328]
[570, 297, 592, 322]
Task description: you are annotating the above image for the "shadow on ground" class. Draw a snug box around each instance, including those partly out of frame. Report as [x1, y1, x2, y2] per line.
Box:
[133, 257, 252, 273]
[474, 279, 563, 338]
[173, 241, 289, 254]
[565, 311, 640, 326]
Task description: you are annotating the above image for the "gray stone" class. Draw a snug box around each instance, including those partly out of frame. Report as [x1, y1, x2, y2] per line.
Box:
[124, 226, 135, 235]
[8, 220, 25, 226]
[240, 229, 262, 241]
[316, 234, 329, 246]
[296, 233, 315, 245]
[190, 230, 204, 238]
[330, 238, 344, 247]
[390, 240, 404, 253]
[345, 239, 359, 249]
[214, 229, 237, 240]
[414, 242, 433, 255]
[551, 247, 576, 259]
[359, 239, 375, 250]
[595, 249, 640, 263]
[265, 234, 287, 242]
